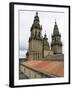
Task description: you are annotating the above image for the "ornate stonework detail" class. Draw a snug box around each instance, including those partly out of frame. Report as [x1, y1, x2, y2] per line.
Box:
[28, 12, 43, 60]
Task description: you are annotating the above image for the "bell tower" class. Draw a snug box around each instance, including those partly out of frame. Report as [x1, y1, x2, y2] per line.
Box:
[30, 12, 42, 39]
[28, 12, 43, 60]
[51, 21, 62, 54]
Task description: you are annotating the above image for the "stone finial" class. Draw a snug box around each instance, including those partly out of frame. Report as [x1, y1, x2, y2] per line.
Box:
[36, 12, 38, 16]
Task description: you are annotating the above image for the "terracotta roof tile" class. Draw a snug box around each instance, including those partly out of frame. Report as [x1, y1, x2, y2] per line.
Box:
[21, 60, 64, 77]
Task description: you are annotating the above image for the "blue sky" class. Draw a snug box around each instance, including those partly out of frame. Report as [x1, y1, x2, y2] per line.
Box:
[19, 10, 64, 58]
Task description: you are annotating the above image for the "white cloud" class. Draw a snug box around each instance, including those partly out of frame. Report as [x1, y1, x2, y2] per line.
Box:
[19, 50, 27, 58]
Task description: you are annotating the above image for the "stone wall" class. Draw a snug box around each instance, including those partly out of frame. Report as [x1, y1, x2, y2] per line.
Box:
[29, 39, 43, 60]
[44, 50, 53, 57]
[43, 54, 64, 60]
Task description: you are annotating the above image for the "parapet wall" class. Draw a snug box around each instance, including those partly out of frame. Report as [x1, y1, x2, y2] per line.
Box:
[43, 54, 64, 60]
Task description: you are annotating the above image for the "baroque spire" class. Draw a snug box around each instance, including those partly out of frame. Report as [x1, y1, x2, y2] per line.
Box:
[34, 11, 39, 22]
[29, 12, 42, 41]
[51, 20, 62, 54]
[53, 20, 59, 35]
[31, 12, 42, 31]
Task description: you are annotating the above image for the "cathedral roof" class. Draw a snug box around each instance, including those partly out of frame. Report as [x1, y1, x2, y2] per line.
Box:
[21, 60, 64, 77]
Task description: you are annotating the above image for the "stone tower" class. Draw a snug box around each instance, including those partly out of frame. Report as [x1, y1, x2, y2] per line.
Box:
[28, 12, 43, 60]
[51, 21, 62, 54]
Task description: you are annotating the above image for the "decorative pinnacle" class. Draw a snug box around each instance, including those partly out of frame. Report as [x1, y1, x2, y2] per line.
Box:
[44, 31, 47, 38]
[36, 12, 38, 16]
[55, 19, 56, 25]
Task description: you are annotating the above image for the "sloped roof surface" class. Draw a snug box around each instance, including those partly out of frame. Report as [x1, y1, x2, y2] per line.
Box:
[21, 60, 64, 77]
